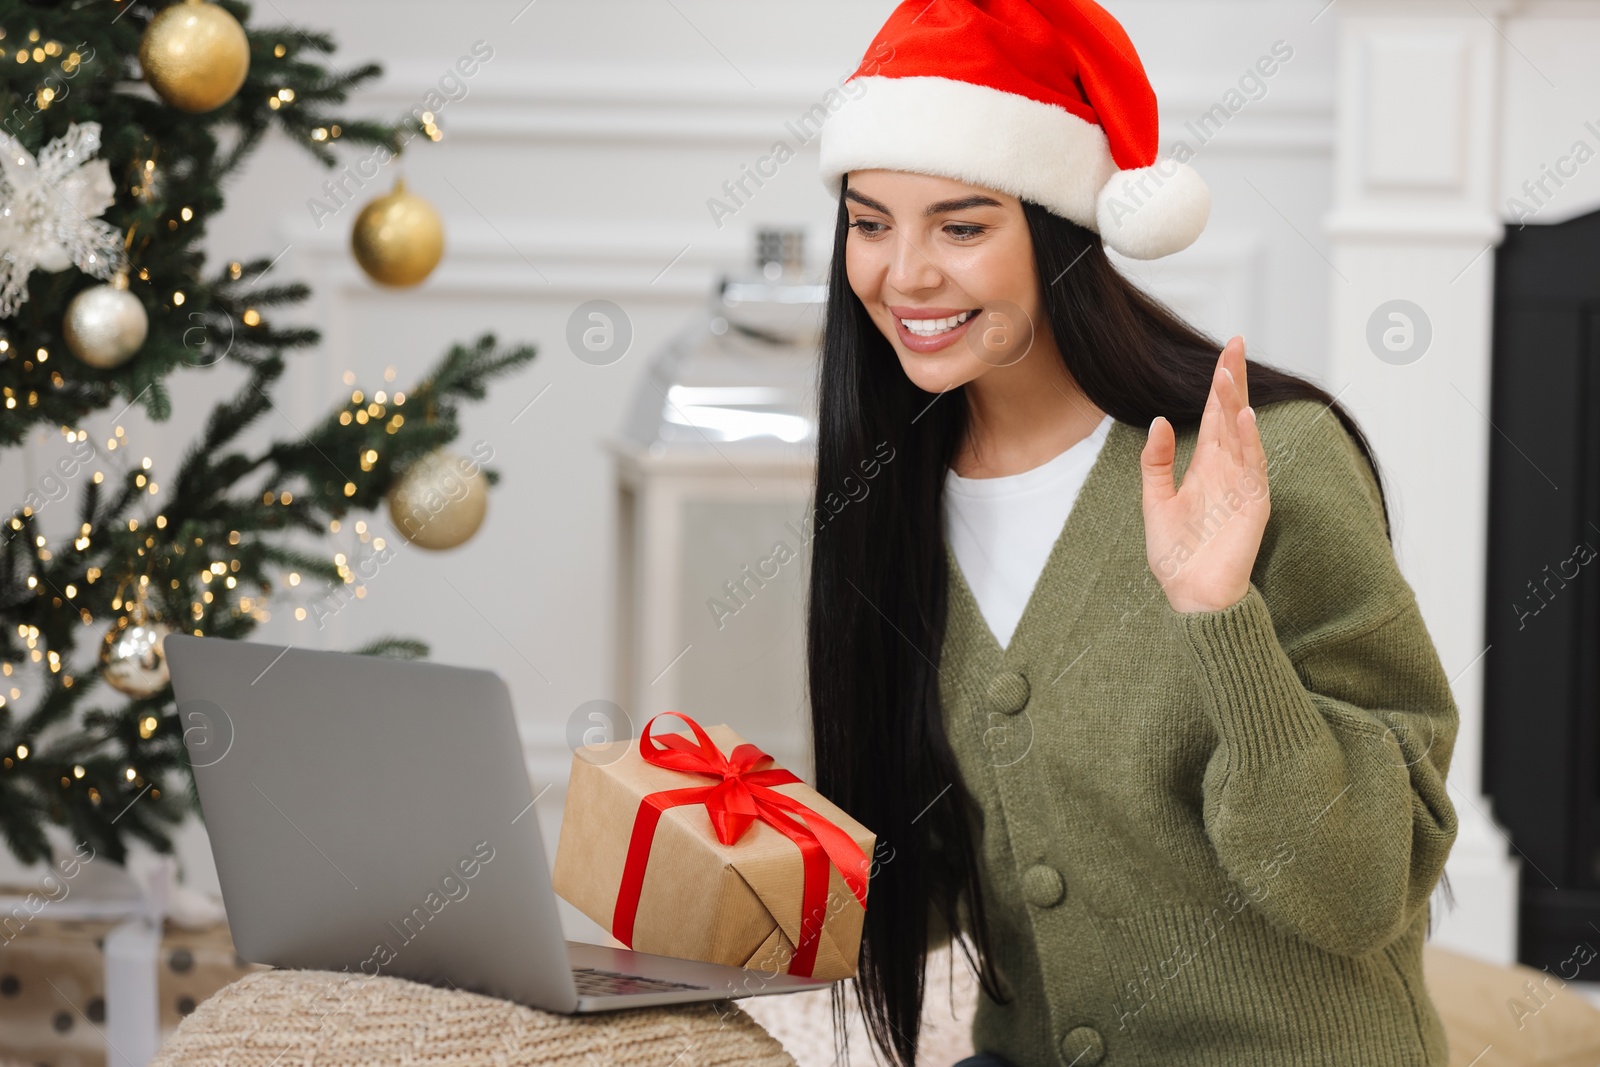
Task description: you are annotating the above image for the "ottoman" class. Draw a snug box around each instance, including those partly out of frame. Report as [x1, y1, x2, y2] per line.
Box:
[150, 968, 798, 1067]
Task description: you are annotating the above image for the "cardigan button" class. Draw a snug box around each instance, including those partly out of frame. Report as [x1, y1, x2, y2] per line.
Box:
[1059, 1024, 1105, 1065]
[1022, 863, 1066, 907]
[985, 671, 1030, 715]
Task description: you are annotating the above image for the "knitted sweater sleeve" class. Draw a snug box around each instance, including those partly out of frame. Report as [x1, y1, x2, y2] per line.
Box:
[1161, 399, 1459, 959]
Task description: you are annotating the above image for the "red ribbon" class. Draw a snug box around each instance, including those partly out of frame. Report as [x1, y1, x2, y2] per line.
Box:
[610, 711, 870, 977]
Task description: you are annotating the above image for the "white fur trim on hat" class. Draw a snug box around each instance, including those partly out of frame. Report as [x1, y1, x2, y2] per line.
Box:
[1093, 160, 1211, 260]
[818, 74, 1116, 230]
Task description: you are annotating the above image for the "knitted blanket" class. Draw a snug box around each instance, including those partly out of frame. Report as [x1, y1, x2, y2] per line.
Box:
[149, 966, 797, 1067]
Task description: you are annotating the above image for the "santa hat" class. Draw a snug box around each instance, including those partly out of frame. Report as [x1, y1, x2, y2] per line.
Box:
[817, 0, 1209, 260]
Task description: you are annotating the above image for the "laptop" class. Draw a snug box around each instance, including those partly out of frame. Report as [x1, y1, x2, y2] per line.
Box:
[163, 633, 836, 1012]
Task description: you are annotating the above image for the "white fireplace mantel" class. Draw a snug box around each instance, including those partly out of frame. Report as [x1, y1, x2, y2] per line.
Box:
[1329, 0, 1600, 966]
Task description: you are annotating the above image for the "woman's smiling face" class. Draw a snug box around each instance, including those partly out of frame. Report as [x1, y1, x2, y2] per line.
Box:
[843, 169, 1044, 393]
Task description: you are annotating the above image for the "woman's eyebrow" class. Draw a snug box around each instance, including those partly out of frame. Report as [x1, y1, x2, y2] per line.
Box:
[844, 189, 893, 214]
[844, 190, 1004, 218]
[921, 194, 1003, 216]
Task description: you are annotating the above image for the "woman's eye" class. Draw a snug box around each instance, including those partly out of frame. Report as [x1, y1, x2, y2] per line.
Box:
[946, 225, 985, 240]
[848, 219, 886, 237]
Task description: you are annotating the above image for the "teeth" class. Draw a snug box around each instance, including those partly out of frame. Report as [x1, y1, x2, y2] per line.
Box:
[901, 309, 977, 336]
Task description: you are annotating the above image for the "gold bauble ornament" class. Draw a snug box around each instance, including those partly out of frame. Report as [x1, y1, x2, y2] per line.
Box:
[386, 448, 488, 551]
[139, 0, 251, 113]
[100, 590, 173, 698]
[64, 273, 148, 369]
[351, 179, 445, 287]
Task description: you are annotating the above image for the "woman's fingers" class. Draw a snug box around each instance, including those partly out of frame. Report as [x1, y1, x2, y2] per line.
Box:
[1141, 414, 1177, 508]
[1166, 335, 1254, 490]
[1193, 337, 1249, 476]
[1224, 335, 1248, 409]
[1240, 402, 1268, 505]
[1218, 364, 1244, 467]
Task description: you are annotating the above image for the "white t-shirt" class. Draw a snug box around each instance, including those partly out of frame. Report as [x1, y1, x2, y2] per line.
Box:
[943, 414, 1115, 650]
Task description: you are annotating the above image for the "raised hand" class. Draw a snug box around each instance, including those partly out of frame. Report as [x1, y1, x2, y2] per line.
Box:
[1139, 336, 1269, 614]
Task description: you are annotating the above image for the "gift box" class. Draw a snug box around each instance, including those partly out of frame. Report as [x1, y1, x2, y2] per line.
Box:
[0, 898, 265, 1067]
[552, 712, 875, 982]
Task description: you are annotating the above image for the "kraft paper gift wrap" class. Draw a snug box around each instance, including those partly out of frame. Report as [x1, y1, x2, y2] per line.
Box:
[551, 712, 875, 981]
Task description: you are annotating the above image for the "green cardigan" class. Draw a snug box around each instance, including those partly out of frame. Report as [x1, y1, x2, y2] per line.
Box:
[929, 397, 1460, 1067]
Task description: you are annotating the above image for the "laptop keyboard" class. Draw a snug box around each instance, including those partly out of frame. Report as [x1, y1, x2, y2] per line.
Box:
[572, 966, 711, 997]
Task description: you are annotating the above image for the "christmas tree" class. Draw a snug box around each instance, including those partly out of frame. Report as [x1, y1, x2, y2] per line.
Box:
[0, 1, 535, 868]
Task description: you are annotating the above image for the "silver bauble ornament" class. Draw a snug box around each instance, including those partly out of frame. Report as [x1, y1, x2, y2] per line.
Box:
[386, 447, 488, 551]
[64, 274, 148, 369]
[101, 615, 173, 698]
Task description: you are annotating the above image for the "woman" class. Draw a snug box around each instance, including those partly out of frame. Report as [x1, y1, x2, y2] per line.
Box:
[804, 2, 1460, 1066]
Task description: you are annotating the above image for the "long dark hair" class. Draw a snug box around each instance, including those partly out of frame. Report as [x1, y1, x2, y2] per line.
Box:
[804, 173, 1454, 1067]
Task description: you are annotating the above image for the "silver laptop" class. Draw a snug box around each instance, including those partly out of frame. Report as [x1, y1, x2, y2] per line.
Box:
[164, 633, 835, 1011]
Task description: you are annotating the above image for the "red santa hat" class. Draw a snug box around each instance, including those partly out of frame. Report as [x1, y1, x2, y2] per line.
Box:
[818, 0, 1210, 260]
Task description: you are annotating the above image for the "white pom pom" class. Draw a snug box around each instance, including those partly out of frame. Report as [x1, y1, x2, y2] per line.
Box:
[1094, 161, 1211, 260]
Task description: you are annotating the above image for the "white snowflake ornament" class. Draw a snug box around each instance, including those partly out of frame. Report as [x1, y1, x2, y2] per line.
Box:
[0, 121, 127, 318]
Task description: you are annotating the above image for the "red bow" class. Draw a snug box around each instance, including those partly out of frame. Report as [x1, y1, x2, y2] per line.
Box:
[611, 711, 871, 977]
